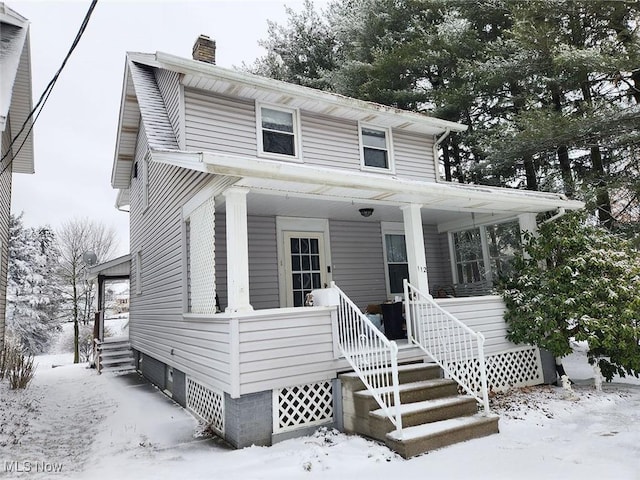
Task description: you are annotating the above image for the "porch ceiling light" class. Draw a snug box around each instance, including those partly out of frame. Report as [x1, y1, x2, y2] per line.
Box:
[359, 207, 374, 218]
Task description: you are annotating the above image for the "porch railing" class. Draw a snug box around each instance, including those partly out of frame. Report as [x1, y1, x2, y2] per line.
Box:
[403, 279, 491, 414]
[331, 282, 403, 436]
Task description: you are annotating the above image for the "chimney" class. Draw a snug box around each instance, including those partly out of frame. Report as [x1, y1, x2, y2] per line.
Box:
[192, 35, 216, 64]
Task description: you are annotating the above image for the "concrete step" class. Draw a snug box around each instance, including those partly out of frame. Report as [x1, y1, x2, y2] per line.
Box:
[353, 379, 459, 413]
[385, 413, 500, 458]
[368, 395, 479, 441]
[339, 363, 441, 393]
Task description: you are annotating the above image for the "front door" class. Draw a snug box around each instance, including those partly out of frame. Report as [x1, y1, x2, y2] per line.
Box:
[284, 232, 327, 307]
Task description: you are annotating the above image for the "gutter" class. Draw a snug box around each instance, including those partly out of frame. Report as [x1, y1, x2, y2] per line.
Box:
[433, 128, 451, 183]
[541, 207, 567, 224]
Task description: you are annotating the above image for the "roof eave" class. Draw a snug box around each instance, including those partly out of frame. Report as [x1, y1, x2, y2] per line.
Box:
[140, 51, 468, 135]
[150, 148, 584, 214]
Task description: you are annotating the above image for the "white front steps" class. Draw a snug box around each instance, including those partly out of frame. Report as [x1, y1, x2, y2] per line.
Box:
[340, 362, 499, 458]
[96, 338, 135, 373]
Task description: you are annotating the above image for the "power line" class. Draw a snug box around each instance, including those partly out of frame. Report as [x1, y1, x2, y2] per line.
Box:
[0, 0, 99, 174]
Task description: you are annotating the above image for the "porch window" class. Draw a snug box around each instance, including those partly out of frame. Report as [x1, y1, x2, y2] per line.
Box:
[360, 124, 393, 171]
[257, 104, 300, 159]
[451, 220, 521, 285]
[453, 229, 485, 284]
[384, 234, 409, 295]
[485, 221, 521, 280]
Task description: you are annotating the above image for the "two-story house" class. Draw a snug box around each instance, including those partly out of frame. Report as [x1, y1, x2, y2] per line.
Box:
[107, 36, 582, 455]
[0, 3, 34, 351]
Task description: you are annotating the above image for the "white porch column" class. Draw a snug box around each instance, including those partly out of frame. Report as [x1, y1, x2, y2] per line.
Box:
[401, 203, 429, 294]
[224, 186, 253, 313]
[518, 213, 538, 259]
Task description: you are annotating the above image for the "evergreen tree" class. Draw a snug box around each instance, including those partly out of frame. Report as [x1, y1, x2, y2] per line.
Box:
[253, 0, 640, 229]
[6, 215, 62, 354]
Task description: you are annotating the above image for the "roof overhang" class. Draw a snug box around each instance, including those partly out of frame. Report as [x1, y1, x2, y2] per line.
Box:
[0, 3, 34, 174]
[87, 254, 131, 281]
[137, 51, 468, 137]
[151, 148, 585, 230]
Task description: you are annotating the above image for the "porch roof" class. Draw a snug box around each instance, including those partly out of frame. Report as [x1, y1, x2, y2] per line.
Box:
[86, 254, 131, 281]
[151, 148, 584, 231]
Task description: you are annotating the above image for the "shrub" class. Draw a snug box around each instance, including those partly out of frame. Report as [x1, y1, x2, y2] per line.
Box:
[0, 340, 36, 389]
[501, 212, 640, 381]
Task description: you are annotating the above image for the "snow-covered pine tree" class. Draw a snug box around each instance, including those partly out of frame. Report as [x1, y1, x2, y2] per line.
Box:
[6, 214, 62, 354]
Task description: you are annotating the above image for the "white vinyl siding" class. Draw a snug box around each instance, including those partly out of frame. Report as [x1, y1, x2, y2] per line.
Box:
[154, 68, 184, 148]
[299, 112, 361, 169]
[184, 88, 257, 157]
[329, 220, 387, 309]
[0, 126, 12, 350]
[393, 130, 437, 182]
[183, 88, 438, 182]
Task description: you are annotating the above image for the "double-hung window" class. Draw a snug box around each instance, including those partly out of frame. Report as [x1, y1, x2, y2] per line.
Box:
[451, 220, 521, 284]
[257, 104, 300, 159]
[360, 124, 393, 172]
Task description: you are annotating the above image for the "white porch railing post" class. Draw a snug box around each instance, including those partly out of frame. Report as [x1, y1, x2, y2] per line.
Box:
[476, 334, 491, 415]
[403, 279, 413, 343]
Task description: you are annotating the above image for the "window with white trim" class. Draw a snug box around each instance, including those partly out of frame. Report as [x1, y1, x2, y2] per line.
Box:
[360, 124, 393, 171]
[451, 220, 521, 284]
[257, 104, 300, 158]
[381, 223, 408, 296]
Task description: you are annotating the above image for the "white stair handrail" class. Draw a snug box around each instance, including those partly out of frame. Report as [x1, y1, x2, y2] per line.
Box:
[330, 282, 403, 436]
[404, 279, 491, 414]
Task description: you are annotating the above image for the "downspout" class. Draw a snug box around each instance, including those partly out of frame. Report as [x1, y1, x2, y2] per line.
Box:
[541, 207, 566, 224]
[433, 128, 451, 183]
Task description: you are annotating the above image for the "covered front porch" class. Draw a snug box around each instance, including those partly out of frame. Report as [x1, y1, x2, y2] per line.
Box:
[163, 149, 582, 319]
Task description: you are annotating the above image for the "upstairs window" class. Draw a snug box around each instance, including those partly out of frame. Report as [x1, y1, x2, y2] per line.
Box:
[257, 104, 300, 159]
[360, 125, 393, 172]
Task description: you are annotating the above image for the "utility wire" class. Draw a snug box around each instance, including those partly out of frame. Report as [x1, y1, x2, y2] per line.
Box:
[0, 0, 99, 173]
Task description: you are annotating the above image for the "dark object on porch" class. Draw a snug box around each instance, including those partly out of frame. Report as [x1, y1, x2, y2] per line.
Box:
[432, 280, 493, 298]
[380, 302, 405, 340]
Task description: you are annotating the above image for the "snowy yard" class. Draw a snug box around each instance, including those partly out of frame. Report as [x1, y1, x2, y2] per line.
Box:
[1, 344, 639, 479]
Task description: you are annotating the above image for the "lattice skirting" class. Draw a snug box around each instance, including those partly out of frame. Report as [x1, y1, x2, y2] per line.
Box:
[445, 346, 543, 394]
[186, 377, 224, 434]
[273, 380, 334, 434]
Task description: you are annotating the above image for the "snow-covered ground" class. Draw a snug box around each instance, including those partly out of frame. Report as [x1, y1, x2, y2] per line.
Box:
[1, 344, 639, 479]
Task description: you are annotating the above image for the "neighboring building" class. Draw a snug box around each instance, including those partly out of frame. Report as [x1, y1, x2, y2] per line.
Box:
[0, 3, 34, 351]
[109, 36, 583, 452]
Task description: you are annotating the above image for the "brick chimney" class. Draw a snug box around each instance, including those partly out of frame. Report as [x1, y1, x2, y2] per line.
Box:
[192, 35, 216, 64]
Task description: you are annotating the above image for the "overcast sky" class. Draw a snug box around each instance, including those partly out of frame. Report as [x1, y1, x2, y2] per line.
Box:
[10, 0, 327, 258]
